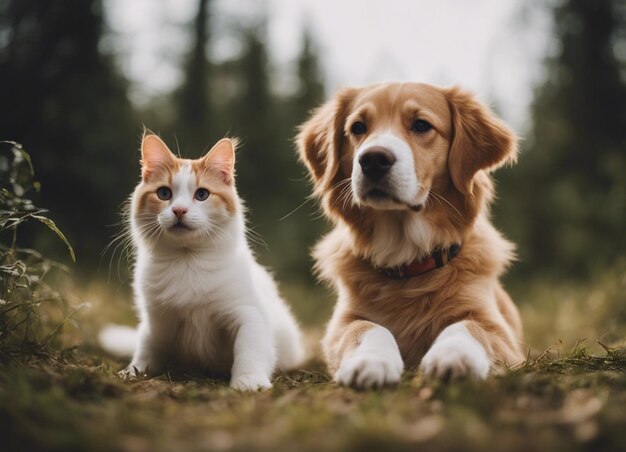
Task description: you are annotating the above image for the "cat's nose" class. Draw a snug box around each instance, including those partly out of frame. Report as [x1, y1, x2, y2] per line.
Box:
[172, 207, 188, 218]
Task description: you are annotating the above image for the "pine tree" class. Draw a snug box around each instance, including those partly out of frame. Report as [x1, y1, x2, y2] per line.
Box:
[211, 24, 328, 279]
[174, 0, 213, 154]
[231, 25, 278, 207]
[496, 0, 626, 277]
[294, 28, 325, 123]
[277, 28, 327, 279]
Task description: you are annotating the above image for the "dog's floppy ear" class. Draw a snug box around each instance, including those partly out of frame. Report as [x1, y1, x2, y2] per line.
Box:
[444, 87, 518, 196]
[297, 88, 357, 196]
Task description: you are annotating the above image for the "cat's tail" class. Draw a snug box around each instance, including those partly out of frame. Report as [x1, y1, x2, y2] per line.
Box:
[98, 324, 137, 358]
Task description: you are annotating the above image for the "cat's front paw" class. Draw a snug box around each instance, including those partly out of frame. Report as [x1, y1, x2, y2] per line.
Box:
[230, 373, 272, 391]
[118, 365, 147, 381]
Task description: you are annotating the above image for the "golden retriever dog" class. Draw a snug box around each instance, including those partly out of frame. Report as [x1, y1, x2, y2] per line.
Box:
[297, 82, 525, 388]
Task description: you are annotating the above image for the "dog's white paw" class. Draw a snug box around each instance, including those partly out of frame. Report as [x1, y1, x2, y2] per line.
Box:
[230, 373, 272, 391]
[420, 326, 490, 380]
[336, 352, 403, 389]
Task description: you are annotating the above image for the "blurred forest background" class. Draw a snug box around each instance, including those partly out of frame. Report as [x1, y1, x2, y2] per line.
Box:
[1, 1, 626, 450]
[0, 0, 624, 329]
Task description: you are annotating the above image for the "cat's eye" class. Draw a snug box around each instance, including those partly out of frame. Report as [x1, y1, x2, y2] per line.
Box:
[194, 188, 210, 201]
[156, 186, 172, 201]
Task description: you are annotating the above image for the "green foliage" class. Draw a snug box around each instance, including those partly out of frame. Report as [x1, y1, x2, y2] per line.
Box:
[0, 142, 76, 354]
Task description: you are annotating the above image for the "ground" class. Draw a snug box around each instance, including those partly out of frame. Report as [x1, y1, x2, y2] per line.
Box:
[1, 266, 625, 451]
[2, 347, 625, 451]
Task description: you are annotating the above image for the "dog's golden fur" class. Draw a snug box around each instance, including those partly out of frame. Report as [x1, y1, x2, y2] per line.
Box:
[297, 82, 525, 375]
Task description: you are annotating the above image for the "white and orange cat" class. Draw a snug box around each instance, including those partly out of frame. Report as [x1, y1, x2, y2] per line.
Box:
[100, 133, 305, 391]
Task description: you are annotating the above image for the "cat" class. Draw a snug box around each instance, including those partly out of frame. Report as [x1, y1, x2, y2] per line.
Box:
[100, 132, 305, 391]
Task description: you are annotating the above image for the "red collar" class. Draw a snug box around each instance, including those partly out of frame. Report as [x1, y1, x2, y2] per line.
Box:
[375, 244, 461, 279]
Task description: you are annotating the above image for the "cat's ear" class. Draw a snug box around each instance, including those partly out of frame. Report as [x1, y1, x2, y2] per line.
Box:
[202, 138, 235, 184]
[141, 133, 176, 180]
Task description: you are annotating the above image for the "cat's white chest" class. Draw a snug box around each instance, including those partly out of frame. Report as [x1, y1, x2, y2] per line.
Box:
[136, 252, 241, 373]
[175, 305, 235, 374]
[139, 251, 237, 307]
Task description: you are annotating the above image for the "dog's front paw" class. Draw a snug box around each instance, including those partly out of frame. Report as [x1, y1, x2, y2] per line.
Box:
[336, 352, 403, 389]
[230, 373, 272, 391]
[420, 336, 490, 380]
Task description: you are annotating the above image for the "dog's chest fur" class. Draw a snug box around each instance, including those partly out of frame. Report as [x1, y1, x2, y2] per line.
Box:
[319, 219, 511, 367]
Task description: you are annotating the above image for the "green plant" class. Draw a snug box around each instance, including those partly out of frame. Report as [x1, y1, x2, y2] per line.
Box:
[0, 141, 76, 354]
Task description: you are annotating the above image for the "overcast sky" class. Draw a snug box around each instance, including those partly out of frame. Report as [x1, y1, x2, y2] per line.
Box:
[105, 0, 553, 131]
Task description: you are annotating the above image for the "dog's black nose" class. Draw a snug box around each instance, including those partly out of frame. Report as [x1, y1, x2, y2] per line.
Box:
[358, 147, 396, 181]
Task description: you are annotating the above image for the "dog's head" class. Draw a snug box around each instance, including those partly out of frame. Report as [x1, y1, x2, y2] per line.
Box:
[297, 82, 517, 229]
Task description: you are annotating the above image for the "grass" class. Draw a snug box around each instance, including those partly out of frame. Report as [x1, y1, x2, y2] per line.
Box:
[0, 142, 77, 355]
[1, 343, 625, 451]
[1, 267, 625, 452]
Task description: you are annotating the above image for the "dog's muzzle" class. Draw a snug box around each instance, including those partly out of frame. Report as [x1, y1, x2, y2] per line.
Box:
[351, 132, 421, 210]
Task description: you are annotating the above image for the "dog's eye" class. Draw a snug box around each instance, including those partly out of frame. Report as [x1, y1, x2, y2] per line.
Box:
[156, 186, 172, 200]
[194, 188, 210, 201]
[350, 121, 367, 135]
[411, 119, 433, 133]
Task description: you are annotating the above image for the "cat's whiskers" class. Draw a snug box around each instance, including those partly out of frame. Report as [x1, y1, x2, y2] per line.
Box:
[200, 219, 228, 242]
[102, 229, 133, 281]
[134, 220, 163, 248]
[102, 207, 144, 280]
[245, 226, 268, 249]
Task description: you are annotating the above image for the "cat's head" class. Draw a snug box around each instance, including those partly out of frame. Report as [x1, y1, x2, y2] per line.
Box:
[131, 132, 239, 248]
